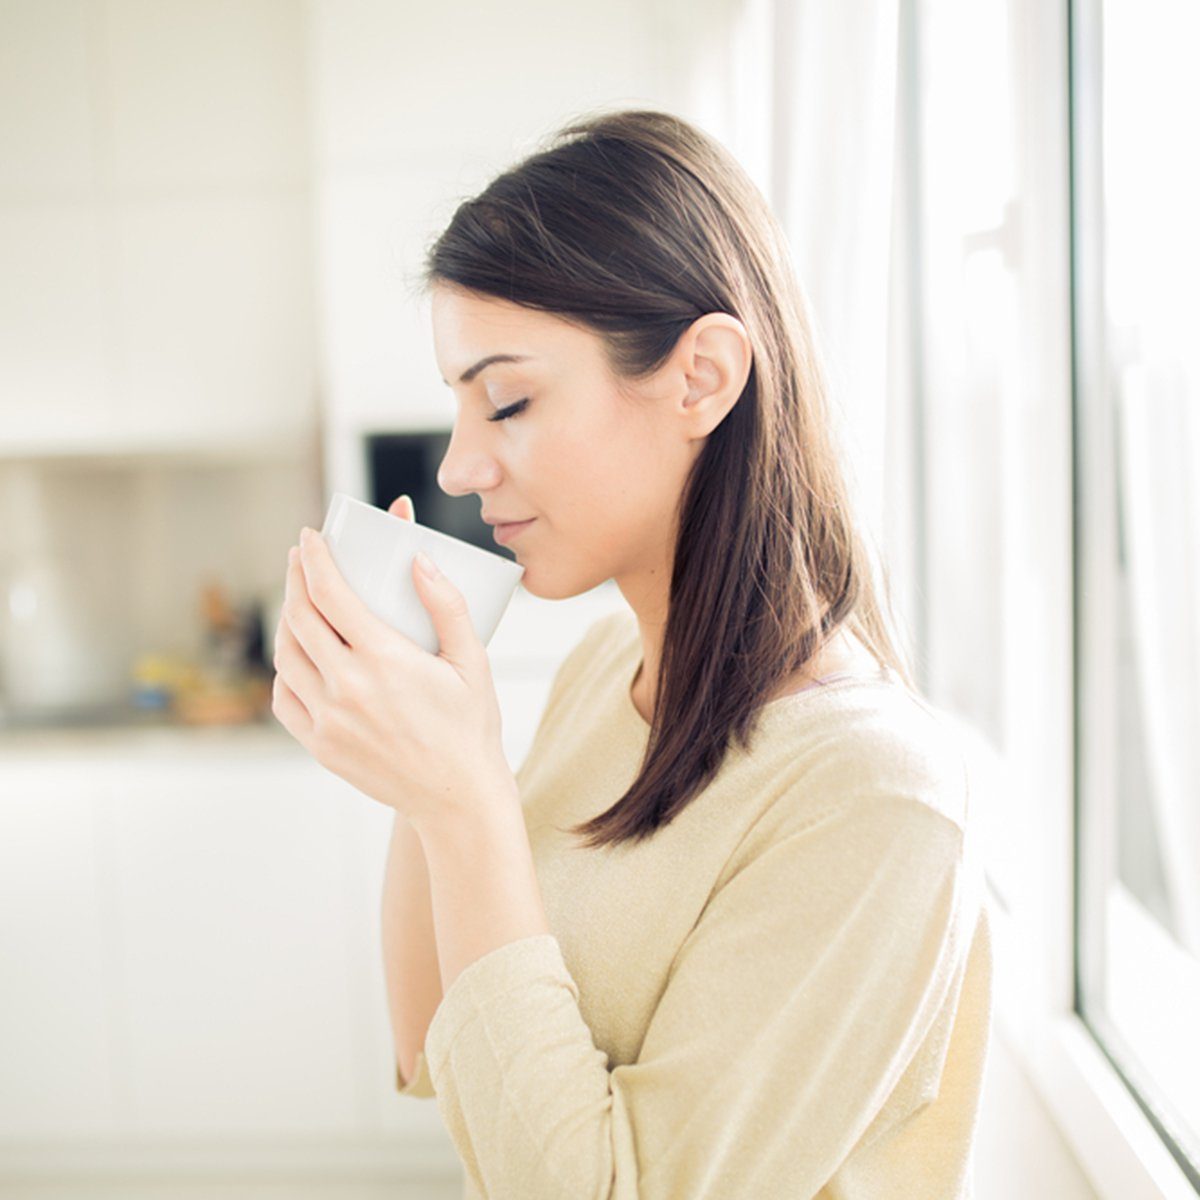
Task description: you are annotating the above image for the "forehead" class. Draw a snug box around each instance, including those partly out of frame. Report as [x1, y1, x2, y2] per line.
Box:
[431, 285, 538, 333]
[431, 285, 590, 378]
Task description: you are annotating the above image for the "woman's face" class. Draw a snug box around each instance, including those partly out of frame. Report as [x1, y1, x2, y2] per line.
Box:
[430, 283, 704, 603]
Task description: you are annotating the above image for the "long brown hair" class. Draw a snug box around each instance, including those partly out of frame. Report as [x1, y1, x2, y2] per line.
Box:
[418, 107, 918, 850]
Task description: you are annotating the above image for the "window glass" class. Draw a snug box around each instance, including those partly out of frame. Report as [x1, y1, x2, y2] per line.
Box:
[1075, 0, 1200, 1178]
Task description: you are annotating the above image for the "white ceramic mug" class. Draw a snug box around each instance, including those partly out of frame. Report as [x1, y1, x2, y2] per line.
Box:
[318, 492, 524, 654]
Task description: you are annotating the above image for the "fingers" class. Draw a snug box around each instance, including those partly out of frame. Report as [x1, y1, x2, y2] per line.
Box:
[388, 494, 414, 522]
[274, 609, 324, 712]
[284, 542, 352, 674]
[271, 670, 314, 741]
[297, 530, 385, 653]
[271, 607, 315, 738]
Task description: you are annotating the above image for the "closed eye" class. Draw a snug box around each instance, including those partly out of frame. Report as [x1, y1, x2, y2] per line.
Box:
[487, 398, 530, 423]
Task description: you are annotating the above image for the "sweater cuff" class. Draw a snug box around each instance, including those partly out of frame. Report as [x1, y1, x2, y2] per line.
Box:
[394, 1047, 436, 1098]
[424, 933, 576, 1081]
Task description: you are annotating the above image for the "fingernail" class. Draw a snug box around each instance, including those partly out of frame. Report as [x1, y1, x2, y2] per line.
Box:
[288, 546, 298, 564]
[415, 550, 440, 579]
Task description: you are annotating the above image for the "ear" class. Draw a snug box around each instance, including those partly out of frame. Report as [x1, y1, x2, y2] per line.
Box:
[676, 313, 753, 434]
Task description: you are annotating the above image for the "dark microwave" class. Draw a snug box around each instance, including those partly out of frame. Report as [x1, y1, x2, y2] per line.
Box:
[363, 430, 513, 559]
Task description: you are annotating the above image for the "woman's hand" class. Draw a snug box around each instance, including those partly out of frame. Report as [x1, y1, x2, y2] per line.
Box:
[271, 494, 514, 828]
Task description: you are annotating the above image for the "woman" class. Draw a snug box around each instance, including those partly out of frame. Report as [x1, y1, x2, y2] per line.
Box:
[277, 107, 992, 1198]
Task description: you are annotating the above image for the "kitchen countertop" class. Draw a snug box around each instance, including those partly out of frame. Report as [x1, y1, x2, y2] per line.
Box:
[0, 583, 632, 764]
[0, 718, 304, 763]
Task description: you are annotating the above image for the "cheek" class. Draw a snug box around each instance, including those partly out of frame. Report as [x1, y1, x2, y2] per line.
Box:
[562, 432, 663, 542]
[515, 410, 675, 592]
[525, 403, 669, 539]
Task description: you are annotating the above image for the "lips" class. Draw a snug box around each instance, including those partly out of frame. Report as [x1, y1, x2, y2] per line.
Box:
[492, 518, 535, 545]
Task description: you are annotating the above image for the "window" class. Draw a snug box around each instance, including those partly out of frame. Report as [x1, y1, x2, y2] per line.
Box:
[1072, 0, 1200, 1185]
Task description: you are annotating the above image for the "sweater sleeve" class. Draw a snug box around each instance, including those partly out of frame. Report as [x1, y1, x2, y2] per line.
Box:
[389, 612, 622, 1104]
[394, 1049, 435, 1098]
[420, 793, 972, 1199]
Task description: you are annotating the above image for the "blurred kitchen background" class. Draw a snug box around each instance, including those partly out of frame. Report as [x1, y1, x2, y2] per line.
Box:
[2, 1, 1197, 1198]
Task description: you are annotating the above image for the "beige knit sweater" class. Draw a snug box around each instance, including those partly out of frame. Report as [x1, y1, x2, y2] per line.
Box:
[394, 609, 993, 1199]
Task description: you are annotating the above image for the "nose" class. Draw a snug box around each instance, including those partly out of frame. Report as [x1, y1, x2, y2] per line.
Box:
[435, 414, 503, 497]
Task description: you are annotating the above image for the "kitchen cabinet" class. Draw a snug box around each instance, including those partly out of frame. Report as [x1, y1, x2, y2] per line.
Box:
[0, 0, 317, 458]
[0, 733, 454, 1179]
[106, 757, 367, 1135]
[0, 764, 114, 1137]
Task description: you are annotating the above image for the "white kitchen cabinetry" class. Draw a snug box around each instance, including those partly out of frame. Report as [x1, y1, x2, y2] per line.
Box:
[0, 0, 112, 453]
[0, 1, 318, 458]
[0, 735, 453, 1181]
[106, 757, 368, 1136]
[104, 191, 319, 456]
[0, 764, 114, 1138]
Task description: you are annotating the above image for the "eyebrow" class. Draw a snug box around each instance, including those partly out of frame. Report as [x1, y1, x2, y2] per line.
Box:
[442, 353, 532, 386]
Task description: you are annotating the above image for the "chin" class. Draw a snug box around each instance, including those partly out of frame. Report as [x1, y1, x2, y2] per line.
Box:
[517, 561, 609, 602]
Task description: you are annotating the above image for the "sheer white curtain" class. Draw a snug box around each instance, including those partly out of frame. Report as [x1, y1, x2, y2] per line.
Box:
[1116, 362, 1200, 957]
[770, 0, 903, 558]
[678, 0, 910, 618]
[1102, 0, 1200, 957]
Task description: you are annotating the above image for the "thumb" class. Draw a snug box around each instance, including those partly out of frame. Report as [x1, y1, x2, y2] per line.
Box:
[412, 551, 481, 668]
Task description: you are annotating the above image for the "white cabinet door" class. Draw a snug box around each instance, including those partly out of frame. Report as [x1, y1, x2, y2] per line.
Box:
[0, 1, 318, 457]
[108, 755, 365, 1135]
[101, 0, 316, 454]
[0, 2, 114, 454]
[107, 192, 319, 454]
[0, 738, 459, 1171]
[0, 764, 114, 1137]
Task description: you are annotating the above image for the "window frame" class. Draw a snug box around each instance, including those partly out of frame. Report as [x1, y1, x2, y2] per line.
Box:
[1068, 0, 1200, 1190]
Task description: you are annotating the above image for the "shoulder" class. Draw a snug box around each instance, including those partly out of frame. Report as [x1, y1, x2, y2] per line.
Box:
[713, 698, 973, 928]
[829, 688, 973, 832]
[752, 683, 974, 839]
